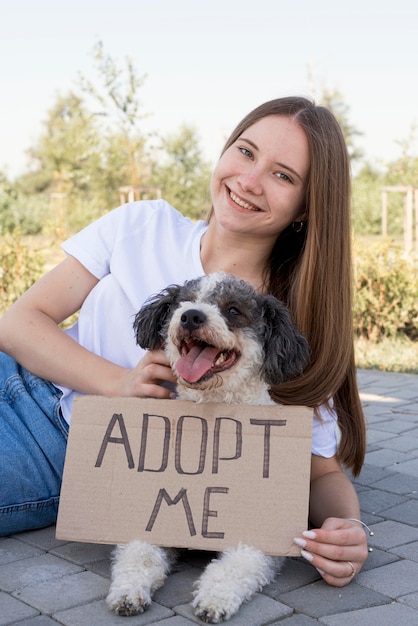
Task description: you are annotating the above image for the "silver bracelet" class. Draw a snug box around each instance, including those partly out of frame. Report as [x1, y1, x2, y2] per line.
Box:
[347, 518, 374, 552]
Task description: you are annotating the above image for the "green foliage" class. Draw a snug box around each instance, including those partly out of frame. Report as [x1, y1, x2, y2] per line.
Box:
[151, 125, 212, 220]
[317, 86, 364, 163]
[353, 239, 418, 342]
[355, 336, 418, 374]
[352, 164, 383, 235]
[27, 92, 102, 195]
[78, 40, 150, 190]
[0, 234, 44, 314]
[0, 173, 50, 235]
[4, 42, 215, 235]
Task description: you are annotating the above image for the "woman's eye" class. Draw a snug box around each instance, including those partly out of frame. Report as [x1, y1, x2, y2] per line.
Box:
[275, 171, 292, 183]
[238, 146, 253, 159]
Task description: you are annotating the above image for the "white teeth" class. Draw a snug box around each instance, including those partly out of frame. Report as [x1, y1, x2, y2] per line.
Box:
[230, 191, 259, 211]
[215, 352, 226, 365]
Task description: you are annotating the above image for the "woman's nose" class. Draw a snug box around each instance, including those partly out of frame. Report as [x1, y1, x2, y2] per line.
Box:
[237, 168, 263, 194]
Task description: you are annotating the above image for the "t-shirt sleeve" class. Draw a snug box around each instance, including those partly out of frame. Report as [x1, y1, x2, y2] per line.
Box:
[311, 401, 339, 458]
[61, 204, 130, 279]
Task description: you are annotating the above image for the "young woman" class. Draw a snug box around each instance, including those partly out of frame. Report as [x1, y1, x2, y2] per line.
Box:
[0, 96, 368, 585]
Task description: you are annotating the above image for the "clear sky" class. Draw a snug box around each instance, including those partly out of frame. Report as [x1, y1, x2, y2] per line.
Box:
[1, 0, 417, 178]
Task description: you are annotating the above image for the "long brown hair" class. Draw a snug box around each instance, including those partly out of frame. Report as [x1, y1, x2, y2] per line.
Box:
[209, 96, 366, 475]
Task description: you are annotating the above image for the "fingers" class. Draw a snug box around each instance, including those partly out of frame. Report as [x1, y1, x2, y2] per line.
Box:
[136, 350, 176, 382]
[293, 519, 369, 587]
[123, 350, 177, 399]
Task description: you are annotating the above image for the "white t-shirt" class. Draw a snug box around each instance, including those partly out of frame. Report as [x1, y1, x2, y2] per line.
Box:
[57, 200, 338, 458]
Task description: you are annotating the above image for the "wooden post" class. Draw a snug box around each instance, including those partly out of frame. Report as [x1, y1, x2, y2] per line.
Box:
[405, 186, 413, 254]
[381, 186, 418, 253]
[382, 189, 388, 237]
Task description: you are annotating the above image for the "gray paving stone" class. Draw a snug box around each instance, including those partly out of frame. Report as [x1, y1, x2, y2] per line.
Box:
[5, 617, 63, 625]
[395, 457, 418, 476]
[371, 419, 418, 434]
[368, 520, 418, 550]
[371, 472, 418, 495]
[264, 557, 321, 597]
[85, 557, 112, 578]
[277, 580, 390, 618]
[318, 602, 418, 625]
[360, 547, 399, 571]
[0, 537, 42, 565]
[400, 591, 418, 610]
[364, 448, 415, 468]
[277, 616, 319, 625]
[157, 617, 200, 625]
[154, 567, 202, 607]
[377, 434, 418, 452]
[50, 540, 113, 565]
[0, 590, 39, 625]
[357, 487, 406, 514]
[0, 553, 82, 592]
[55, 598, 174, 625]
[365, 429, 395, 445]
[14, 526, 66, 551]
[379, 498, 418, 525]
[13, 570, 109, 613]
[176, 592, 293, 625]
[390, 540, 418, 562]
[355, 559, 418, 597]
[353, 464, 395, 486]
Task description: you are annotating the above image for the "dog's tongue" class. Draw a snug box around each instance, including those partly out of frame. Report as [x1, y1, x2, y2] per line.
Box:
[175, 344, 220, 383]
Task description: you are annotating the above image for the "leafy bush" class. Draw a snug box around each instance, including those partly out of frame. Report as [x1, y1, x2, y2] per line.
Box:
[353, 239, 418, 341]
[0, 235, 44, 315]
[0, 191, 51, 236]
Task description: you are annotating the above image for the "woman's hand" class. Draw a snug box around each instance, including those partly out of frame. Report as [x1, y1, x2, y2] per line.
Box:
[120, 349, 177, 399]
[294, 517, 369, 586]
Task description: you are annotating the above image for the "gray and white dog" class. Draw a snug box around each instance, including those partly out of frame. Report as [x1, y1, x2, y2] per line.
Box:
[106, 272, 309, 623]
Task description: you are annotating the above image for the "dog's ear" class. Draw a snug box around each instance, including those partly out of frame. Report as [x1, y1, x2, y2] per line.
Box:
[259, 295, 310, 386]
[133, 285, 182, 350]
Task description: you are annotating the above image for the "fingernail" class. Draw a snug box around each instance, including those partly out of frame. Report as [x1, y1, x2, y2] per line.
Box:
[301, 549, 314, 563]
[316, 568, 325, 576]
[293, 537, 307, 548]
[303, 530, 317, 540]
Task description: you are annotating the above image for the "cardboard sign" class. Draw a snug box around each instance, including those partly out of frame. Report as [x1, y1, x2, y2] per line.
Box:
[56, 396, 313, 556]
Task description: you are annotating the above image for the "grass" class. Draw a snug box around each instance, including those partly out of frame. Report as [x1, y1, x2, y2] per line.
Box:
[355, 336, 418, 374]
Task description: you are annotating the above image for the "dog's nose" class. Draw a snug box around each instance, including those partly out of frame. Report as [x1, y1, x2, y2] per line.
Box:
[180, 309, 206, 331]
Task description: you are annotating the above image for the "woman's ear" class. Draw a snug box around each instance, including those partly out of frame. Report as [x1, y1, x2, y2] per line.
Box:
[294, 209, 308, 223]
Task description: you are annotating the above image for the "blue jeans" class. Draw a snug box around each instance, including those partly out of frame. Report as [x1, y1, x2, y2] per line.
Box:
[0, 352, 68, 536]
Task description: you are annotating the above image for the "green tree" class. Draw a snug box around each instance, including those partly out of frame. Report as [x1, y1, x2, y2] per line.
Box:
[151, 125, 212, 220]
[26, 92, 101, 196]
[352, 163, 383, 235]
[18, 91, 106, 232]
[0, 170, 47, 235]
[319, 87, 364, 163]
[79, 40, 150, 189]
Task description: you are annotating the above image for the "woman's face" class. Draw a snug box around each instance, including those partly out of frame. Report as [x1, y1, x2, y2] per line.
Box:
[210, 115, 310, 240]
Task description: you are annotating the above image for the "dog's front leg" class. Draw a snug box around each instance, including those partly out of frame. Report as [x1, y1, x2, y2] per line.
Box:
[106, 540, 175, 616]
[192, 544, 281, 623]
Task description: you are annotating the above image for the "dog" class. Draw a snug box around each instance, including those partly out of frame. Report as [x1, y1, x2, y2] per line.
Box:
[106, 272, 309, 622]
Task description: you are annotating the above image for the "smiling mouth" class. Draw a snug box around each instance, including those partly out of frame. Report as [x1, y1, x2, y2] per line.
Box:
[175, 338, 240, 384]
[229, 190, 261, 212]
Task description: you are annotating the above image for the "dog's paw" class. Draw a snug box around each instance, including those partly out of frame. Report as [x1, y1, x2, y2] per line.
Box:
[194, 604, 226, 623]
[106, 587, 151, 616]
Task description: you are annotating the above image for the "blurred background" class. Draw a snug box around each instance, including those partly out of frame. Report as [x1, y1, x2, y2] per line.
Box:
[0, 0, 417, 371]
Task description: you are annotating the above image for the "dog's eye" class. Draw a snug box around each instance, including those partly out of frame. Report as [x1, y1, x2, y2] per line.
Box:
[227, 306, 241, 317]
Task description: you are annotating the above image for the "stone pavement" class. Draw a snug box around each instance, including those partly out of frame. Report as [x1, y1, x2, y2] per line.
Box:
[1, 368, 417, 626]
